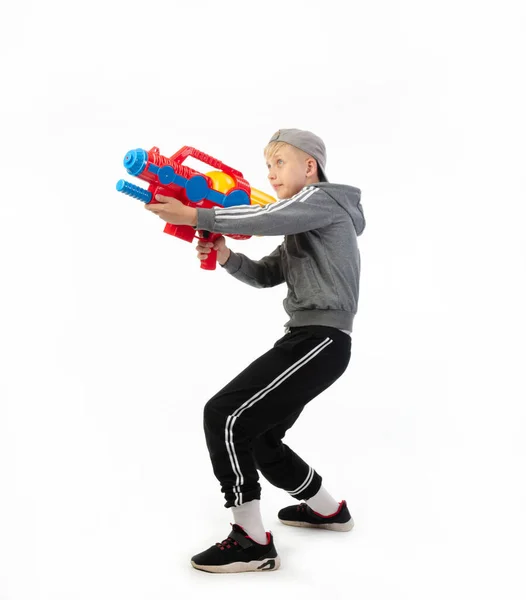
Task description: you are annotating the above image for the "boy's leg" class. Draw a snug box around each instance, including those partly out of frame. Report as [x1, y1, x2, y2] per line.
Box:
[251, 409, 312, 496]
[252, 410, 342, 514]
[203, 325, 352, 509]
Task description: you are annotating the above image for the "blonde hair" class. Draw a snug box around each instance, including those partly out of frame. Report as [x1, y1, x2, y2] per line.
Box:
[264, 140, 313, 162]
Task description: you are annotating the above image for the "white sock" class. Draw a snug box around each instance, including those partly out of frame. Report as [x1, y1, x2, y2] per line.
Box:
[305, 486, 341, 516]
[231, 499, 268, 545]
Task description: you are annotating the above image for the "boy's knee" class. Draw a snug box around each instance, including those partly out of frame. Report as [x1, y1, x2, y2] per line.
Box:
[203, 398, 224, 428]
[203, 397, 241, 432]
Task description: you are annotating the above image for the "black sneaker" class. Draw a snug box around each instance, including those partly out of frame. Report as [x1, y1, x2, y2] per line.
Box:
[278, 500, 354, 532]
[190, 524, 281, 573]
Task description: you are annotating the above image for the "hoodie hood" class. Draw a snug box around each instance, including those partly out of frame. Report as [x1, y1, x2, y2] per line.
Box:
[312, 182, 366, 236]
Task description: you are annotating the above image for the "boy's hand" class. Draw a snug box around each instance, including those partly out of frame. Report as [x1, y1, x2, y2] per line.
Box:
[145, 194, 197, 226]
[196, 236, 231, 266]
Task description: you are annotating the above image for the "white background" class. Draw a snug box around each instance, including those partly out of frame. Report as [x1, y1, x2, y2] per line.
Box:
[1, 0, 525, 598]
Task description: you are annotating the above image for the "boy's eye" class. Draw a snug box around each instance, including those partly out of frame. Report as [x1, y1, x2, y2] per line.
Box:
[266, 159, 284, 169]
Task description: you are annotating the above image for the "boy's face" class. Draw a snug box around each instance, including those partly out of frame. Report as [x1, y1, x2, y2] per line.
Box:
[266, 144, 315, 200]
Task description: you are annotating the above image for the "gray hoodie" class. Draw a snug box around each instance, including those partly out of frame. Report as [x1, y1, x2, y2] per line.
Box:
[196, 182, 365, 331]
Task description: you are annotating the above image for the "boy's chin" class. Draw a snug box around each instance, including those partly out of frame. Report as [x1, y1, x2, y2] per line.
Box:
[277, 186, 302, 200]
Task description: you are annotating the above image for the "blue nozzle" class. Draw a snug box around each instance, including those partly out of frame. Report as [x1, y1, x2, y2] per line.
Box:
[123, 148, 148, 176]
[116, 179, 152, 203]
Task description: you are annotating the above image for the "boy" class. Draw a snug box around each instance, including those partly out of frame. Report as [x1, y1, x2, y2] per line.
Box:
[146, 128, 365, 573]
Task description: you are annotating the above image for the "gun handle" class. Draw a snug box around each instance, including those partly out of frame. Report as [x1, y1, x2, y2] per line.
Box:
[202, 248, 218, 271]
[198, 231, 221, 271]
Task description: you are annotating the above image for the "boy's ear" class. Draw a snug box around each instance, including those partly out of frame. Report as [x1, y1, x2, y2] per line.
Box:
[306, 157, 317, 176]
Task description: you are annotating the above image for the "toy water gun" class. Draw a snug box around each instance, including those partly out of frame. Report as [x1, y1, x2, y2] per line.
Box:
[116, 146, 276, 270]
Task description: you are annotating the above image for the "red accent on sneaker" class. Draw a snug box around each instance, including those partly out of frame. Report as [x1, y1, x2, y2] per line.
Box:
[244, 532, 271, 546]
[311, 500, 345, 519]
[233, 522, 271, 546]
[216, 528, 241, 551]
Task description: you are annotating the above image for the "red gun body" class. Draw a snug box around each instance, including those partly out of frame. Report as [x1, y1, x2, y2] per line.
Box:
[125, 146, 253, 270]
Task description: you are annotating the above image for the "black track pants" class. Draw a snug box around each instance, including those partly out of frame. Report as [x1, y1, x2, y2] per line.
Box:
[203, 325, 352, 508]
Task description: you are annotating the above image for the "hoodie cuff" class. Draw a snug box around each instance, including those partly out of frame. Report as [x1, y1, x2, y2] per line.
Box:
[196, 207, 216, 231]
[220, 250, 242, 273]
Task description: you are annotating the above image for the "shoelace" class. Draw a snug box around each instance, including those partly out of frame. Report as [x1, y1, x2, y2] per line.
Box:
[215, 536, 239, 551]
[297, 503, 309, 512]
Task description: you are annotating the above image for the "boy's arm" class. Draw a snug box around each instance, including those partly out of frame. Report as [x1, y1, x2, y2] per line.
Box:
[196, 186, 339, 236]
[219, 244, 284, 288]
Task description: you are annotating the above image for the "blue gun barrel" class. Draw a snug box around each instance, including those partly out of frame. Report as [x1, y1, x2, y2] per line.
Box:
[116, 179, 152, 203]
[123, 148, 148, 176]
